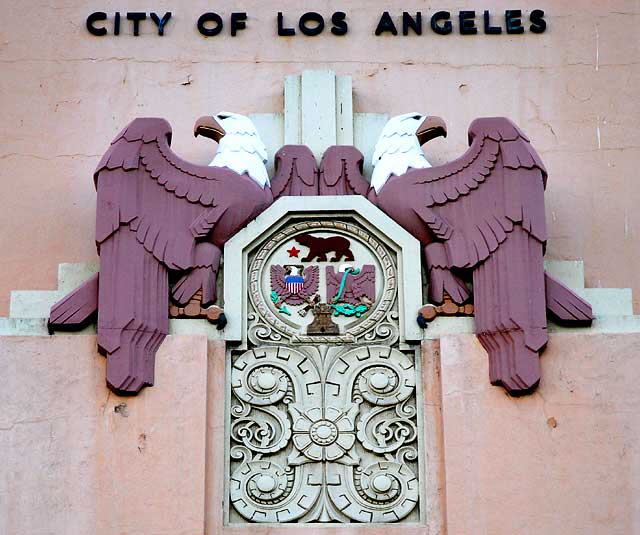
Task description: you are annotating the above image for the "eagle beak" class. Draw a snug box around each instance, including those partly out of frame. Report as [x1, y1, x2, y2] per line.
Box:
[416, 116, 447, 146]
[194, 116, 226, 142]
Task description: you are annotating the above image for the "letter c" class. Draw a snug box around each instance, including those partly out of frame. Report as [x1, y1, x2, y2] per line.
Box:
[87, 12, 108, 36]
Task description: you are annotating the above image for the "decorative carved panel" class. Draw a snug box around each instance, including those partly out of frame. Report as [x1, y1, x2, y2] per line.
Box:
[228, 345, 421, 523]
[224, 207, 425, 525]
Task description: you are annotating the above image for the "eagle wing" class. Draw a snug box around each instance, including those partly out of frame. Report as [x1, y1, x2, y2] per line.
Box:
[396, 117, 547, 270]
[94, 118, 268, 270]
[402, 118, 549, 393]
[325, 267, 341, 302]
[270, 265, 290, 298]
[319, 146, 370, 196]
[300, 266, 319, 298]
[270, 145, 318, 198]
[350, 265, 376, 301]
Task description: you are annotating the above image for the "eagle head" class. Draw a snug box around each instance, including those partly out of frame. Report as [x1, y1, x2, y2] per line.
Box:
[194, 111, 270, 188]
[371, 113, 447, 193]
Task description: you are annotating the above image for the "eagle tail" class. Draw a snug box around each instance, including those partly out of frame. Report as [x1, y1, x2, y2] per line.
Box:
[271, 145, 318, 198]
[545, 273, 594, 325]
[319, 146, 369, 196]
[97, 227, 169, 394]
[49, 273, 99, 330]
[473, 226, 547, 395]
[476, 330, 541, 395]
[105, 325, 166, 395]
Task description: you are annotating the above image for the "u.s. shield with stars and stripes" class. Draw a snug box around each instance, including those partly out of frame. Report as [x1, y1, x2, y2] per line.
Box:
[285, 274, 304, 294]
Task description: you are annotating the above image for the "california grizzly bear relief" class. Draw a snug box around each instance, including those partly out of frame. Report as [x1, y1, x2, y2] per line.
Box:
[295, 233, 355, 262]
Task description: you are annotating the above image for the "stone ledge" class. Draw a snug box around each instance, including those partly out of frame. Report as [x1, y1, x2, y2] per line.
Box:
[0, 317, 224, 339]
[423, 314, 640, 339]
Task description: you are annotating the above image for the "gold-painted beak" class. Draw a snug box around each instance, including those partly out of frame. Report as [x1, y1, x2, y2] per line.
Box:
[194, 116, 226, 142]
[416, 116, 447, 146]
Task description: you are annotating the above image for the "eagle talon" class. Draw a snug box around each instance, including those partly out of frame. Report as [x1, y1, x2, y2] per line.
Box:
[169, 289, 225, 326]
[417, 304, 438, 329]
[418, 293, 474, 327]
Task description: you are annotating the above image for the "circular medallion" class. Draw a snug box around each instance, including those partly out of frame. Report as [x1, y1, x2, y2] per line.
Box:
[256, 371, 277, 390]
[309, 420, 339, 445]
[248, 220, 397, 344]
[255, 475, 277, 493]
[369, 371, 391, 391]
[371, 474, 393, 493]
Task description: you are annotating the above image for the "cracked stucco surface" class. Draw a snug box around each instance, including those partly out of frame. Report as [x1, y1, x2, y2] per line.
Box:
[0, 1, 639, 314]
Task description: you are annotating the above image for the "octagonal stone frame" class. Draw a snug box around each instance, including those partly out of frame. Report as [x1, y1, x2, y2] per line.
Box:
[224, 195, 422, 348]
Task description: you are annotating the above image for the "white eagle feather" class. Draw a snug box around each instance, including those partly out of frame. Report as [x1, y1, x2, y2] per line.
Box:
[371, 112, 432, 193]
[209, 111, 270, 188]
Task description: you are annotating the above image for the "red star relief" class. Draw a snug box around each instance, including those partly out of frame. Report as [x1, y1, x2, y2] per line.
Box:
[287, 246, 301, 258]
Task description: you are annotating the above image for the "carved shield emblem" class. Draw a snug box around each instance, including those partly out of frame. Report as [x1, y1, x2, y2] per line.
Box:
[270, 264, 319, 307]
[285, 272, 304, 294]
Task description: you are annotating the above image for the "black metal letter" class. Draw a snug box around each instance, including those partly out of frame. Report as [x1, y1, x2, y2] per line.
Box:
[459, 11, 477, 35]
[230, 12, 247, 36]
[86, 12, 108, 36]
[430, 11, 452, 35]
[150, 12, 172, 36]
[402, 12, 422, 36]
[483, 10, 502, 34]
[506, 10, 524, 34]
[277, 12, 295, 36]
[198, 12, 224, 37]
[127, 12, 146, 36]
[529, 9, 546, 33]
[331, 11, 348, 36]
[299, 12, 324, 36]
[375, 11, 398, 36]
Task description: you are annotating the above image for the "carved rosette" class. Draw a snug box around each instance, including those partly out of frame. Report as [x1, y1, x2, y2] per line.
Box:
[228, 345, 421, 524]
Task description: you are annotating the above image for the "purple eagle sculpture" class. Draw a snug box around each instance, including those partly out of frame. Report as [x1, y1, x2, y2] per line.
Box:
[49, 113, 273, 394]
[319, 113, 594, 395]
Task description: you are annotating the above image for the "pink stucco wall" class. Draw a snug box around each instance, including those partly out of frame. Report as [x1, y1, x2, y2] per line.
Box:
[1, 335, 208, 535]
[2, 333, 638, 533]
[0, 1, 639, 313]
[439, 333, 640, 535]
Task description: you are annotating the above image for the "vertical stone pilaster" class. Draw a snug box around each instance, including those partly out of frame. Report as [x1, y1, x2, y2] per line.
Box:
[284, 70, 354, 161]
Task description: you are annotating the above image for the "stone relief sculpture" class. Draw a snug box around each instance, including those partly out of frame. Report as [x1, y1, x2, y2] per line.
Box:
[270, 144, 369, 197]
[270, 145, 318, 198]
[47, 106, 595, 401]
[42, 97, 598, 525]
[247, 220, 398, 346]
[228, 345, 420, 523]
[228, 211, 423, 524]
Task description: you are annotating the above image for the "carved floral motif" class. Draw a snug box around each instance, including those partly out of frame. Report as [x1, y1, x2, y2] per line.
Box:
[228, 345, 421, 524]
